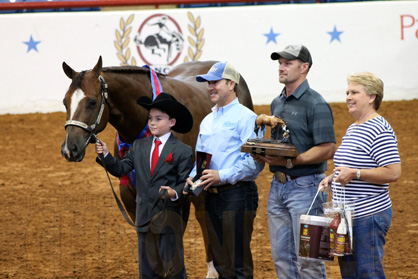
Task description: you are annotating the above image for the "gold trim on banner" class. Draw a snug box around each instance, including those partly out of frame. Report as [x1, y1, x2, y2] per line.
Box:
[114, 14, 137, 66]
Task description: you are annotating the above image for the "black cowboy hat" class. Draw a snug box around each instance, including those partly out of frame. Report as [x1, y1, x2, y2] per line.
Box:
[137, 92, 193, 134]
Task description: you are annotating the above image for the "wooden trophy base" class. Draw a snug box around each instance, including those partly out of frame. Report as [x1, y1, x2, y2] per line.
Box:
[241, 138, 298, 157]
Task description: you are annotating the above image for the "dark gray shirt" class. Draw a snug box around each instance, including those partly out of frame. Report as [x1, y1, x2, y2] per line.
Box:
[270, 80, 336, 176]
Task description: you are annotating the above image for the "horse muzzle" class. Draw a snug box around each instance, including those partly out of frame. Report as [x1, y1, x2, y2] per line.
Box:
[61, 138, 87, 162]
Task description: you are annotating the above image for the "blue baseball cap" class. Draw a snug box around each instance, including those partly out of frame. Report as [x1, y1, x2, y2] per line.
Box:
[196, 61, 240, 84]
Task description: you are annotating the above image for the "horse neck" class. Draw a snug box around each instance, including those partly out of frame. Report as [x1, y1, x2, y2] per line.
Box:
[105, 72, 153, 143]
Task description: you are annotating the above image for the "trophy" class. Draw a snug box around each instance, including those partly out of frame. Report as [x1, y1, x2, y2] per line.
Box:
[241, 114, 298, 157]
[184, 151, 212, 196]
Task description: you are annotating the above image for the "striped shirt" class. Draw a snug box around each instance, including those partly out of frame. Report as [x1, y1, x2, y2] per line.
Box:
[331, 116, 400, 219]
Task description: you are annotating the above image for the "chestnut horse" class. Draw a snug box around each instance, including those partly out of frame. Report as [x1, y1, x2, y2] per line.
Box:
[60, 56, 254, 277]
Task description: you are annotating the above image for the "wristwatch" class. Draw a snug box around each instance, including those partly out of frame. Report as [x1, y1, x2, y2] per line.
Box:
[286, 158, 293, 169]
[356, 169, 361, 180]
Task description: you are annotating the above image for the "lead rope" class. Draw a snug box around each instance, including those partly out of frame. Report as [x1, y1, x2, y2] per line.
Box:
[97, 140, 169, 228]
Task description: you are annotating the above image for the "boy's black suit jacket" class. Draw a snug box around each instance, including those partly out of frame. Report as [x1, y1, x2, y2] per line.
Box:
[97, 134, 193, 233]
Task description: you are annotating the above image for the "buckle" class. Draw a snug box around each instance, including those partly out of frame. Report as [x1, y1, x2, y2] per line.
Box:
[275, 171, 287, 184]
[208, 187, 219, 194]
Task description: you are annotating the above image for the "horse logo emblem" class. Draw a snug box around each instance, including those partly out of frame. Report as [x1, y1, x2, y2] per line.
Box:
[134, 14, 184, 66]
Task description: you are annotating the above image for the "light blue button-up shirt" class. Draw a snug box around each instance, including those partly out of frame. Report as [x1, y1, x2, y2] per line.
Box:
[190, 98, 264, 185]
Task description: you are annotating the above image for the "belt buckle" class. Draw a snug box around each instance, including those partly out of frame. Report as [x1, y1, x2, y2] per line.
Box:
[209, 187, 218, 194]
[276, 172, 287, 184]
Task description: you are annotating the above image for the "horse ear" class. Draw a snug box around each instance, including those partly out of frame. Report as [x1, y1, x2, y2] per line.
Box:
[92, 56, 103, 77]
[62, 62, 76, 79]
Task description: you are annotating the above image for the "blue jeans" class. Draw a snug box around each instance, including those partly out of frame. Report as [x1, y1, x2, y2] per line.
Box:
[338, 207, 392, 279]
[268, 173, 328, 279]
[206, 182, 258, 279]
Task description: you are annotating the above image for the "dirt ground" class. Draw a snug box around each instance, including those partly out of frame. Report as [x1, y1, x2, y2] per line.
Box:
[0, 100, 417, 279]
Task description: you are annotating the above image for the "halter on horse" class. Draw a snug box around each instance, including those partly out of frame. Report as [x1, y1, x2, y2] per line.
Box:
[64, 74, 108, 149]
[60, 56, 254, 278]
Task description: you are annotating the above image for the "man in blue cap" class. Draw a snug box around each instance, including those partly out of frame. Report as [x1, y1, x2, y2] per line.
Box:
[184, 61, 264, 279]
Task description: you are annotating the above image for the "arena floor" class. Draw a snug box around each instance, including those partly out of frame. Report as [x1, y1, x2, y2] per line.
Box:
[0, 100, 416, 278]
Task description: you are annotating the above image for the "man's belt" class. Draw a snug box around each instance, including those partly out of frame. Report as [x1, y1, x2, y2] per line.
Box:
[274, 171, 300, 184]
[274, 171, 323, 184]
[207, 181, 250, 194]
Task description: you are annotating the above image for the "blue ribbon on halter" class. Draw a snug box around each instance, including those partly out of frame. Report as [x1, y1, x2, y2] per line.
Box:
[116, 65, 163, 188]
[137, 65, 163, 138]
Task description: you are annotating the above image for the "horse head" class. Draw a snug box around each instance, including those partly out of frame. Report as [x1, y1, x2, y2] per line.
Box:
[61, 56, 110, 162]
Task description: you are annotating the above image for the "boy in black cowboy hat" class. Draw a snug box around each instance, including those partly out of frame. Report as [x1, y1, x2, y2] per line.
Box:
[95, 92, 193, 279]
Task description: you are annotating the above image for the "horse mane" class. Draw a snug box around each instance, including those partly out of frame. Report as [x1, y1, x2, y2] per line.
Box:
[102, 66, 167, 78]
[70, 66, 166, 88]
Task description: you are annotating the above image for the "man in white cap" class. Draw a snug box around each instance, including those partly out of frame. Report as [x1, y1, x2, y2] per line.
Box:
[254, 45, 336, 279]
[184, 61, 264, 279]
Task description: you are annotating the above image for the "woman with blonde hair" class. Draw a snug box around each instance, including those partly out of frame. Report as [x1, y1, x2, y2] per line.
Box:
[319, 72, 401, 279]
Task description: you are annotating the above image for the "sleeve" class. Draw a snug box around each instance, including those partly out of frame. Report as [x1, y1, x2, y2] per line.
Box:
[95, 145, 135, 178]
[218, 112, 265, 184]
[371, 131, 401, 167]
[311, 102, 336, 145]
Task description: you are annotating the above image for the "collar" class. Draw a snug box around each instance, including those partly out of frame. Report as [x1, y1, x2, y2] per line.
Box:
[280, 80, 310, 100]
[211, 97, 239, 113]
[153, 132, 171, 145]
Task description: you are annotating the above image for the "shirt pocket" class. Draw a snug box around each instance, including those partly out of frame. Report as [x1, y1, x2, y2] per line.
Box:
[221, 126, 239, 152]
[199, 132, 212, 150]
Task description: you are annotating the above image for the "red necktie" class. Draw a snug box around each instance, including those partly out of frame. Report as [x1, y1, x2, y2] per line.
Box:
[151, 138, 161, 176]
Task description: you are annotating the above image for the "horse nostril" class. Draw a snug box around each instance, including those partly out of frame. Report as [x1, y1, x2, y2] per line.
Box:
[70, 144, 78, 154]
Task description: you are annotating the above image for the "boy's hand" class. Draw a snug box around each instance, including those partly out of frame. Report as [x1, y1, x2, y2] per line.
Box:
[160, 186, 176, 199]
[182, 177, 194, 196]
[95, 140, 109, 156]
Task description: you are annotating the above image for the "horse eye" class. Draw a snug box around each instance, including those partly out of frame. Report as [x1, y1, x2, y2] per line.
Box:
[62, 99, 67, 109]
[87, 99, 98, 109]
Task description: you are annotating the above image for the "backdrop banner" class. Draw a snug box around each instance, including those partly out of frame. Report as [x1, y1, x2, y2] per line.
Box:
[1, 1, 418, 114]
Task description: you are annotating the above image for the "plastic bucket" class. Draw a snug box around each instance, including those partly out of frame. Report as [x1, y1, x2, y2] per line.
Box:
[299, 214, 334, 261]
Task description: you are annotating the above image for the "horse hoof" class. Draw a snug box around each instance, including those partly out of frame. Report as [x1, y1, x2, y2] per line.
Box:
[206, 261, 219, 279]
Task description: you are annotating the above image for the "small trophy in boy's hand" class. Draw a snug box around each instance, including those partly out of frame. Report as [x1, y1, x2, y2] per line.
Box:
[185, 151, 212, 197]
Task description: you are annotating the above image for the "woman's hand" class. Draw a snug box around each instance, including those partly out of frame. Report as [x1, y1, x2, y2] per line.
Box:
[318, 174, 334, 192]
[334, 167, 357, 186]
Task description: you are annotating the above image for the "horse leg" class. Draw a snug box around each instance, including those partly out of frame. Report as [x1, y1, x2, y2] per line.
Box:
[113, 135, 136, 223]
[151, 48, 162, 57]
[182, 195, 191, 230]
[191, 192, 218, 279]
[182, 192, 218, 278]
[119, 183, 136, 222]
[166, 43, 172, 63]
